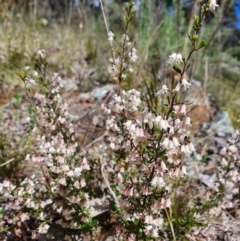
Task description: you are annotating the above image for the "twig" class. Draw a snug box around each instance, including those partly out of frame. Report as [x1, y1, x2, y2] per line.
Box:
[99, 0, 116, 63]
[100, 155, 122, 219]
[164, 207, 176, 241]
[0, 158, 15, 167]
[85, 131, 107, 149]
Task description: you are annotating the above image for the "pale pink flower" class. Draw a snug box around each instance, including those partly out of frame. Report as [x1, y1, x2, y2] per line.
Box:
[20, 213, 29, 222]
[182, 78, 191, 90]
[80, 178, 86, 187]
[69, 196, 80, 204]
[141, 186, 149, 195]
[165, 197, 172, 208]
[127, 234, 136, 241]
[59, 178, 67, 186]
[174, 104, 187, 114]
[122, 187, 134, 196]
[153, 217, 163, 226]
[81, 216, 88, 223]
[81, 157, 90, 170]
[135, 127, 145, 137]
[145, 215, 154, 224]
[143, 112, 155, 129]
[174, 82, 181, 92]
[73, 180, 80, 189]
[181, 144, 190, 154]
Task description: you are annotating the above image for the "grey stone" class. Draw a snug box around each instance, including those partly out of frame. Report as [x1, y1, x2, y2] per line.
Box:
[210, 112, 234, 136]
[91, 84, 117, 101]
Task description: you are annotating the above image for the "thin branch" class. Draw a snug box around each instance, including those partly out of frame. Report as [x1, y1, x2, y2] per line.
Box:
[99, 0, 116, 63]
[164, 207, 176, 241]
[0, 158, 15, 167]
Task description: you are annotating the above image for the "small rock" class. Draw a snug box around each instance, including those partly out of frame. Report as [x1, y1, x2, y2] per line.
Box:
[200, 173, 216, 187]
[210, 112, 234, 136]
[91, 84, 117, 101]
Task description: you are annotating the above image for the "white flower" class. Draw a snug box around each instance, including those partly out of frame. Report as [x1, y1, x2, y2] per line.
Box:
[161, 162, 167, 171]
[74, 167, 82, 177]
[172, 137, 180, 147]
[122, 74, 127, 79]
[26, 117, 31, 122]
[129, 48, 138, 62]
[38, 223, 50, 234]
[161, 85, 169, 94]
[108, 31, 114, 42]
[209, 0, 219, 11]
[29, 79, 36, 85]
[188, 143, 196, 152]
[145, 215, 153, 224]
[181, 144, 195, 154]
[151, 176, 165, 188]
[143, 112, 155, 129]
[129, 65, 134, 73]
[37, 49, 46, 59]
[108, 65, 117, 75]
[182, 79, 191, 90]
[185, 116, 191, 126]
[122, 33, 130, 41]
[182, 165, 187, 175]
[155, 116, 169, 130]
[167, 53, 183, 66]
[162, 138, 170, 149]
[155, 85, 169, 95]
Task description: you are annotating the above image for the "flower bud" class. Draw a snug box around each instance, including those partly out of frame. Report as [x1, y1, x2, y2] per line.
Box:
[198, 39, 206, 50]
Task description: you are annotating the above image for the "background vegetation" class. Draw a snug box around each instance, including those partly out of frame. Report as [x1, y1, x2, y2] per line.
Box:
[0, 0, 239, 126]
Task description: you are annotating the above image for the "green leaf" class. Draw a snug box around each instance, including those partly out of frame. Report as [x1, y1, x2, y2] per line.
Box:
[173, 64, 182, 74]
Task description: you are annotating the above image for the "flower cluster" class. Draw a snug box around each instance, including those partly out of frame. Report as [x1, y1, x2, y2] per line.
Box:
[107, 32, 138, 82]
[167, 53, 183, 66]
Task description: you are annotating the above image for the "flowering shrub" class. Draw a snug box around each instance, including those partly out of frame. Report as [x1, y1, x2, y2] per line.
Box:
[0, 55, 98, 240]
[1, 1, 239, 241]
